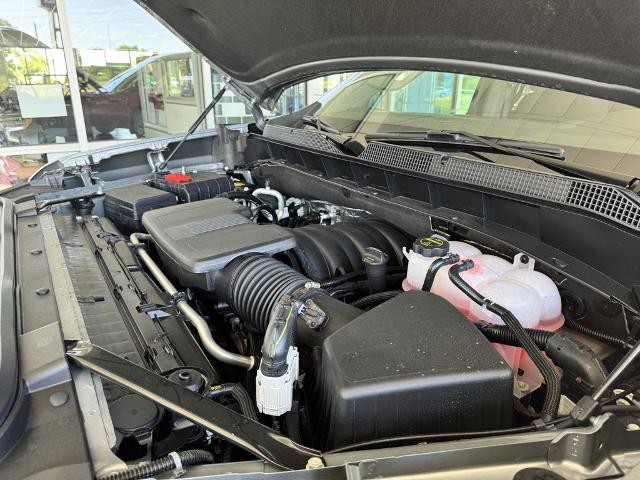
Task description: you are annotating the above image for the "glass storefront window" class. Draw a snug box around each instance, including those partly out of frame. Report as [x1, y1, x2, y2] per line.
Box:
[0, 0, 77, 147]
[210, 69, 254, 125]
[166, 57, 194, 98]
[66, 0, 204, 141]
[272, 73, 352, 116]
[141, 58, 166, 129]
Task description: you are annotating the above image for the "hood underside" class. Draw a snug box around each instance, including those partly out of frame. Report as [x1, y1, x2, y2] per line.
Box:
[137, 0, 640, 108]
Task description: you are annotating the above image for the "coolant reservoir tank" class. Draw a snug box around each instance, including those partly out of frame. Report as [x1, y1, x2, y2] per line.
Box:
[403, 235, 482, 290]
[403, 240, 564, 396]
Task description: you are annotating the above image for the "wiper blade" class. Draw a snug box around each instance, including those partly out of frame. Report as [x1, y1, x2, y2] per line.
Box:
[366, 130, 565, 159]
[367, 129, 636, 188]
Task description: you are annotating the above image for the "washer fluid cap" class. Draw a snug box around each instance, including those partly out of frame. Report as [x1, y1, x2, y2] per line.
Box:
[413, 235, 449, 257]
[164, 172, 192, 183]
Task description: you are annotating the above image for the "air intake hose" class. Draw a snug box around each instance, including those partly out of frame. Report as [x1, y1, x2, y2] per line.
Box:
[216, 254, 310, 333]
[217, 255, 363, 416]
[216, 255, 362, 346]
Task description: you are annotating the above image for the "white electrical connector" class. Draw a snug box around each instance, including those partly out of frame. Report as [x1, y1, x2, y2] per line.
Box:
[256, 346, 299, 416]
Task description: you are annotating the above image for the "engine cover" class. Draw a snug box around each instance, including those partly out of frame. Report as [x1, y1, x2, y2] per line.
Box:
[142, 198, 296, 290]
[311, 290, 513, 449]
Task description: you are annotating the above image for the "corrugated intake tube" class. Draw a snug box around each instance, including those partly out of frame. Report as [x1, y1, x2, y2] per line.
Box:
[216, 255, 362, 347]
[215, 254, 310, 333]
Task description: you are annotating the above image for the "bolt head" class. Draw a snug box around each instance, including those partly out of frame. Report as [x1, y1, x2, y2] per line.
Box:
[49, 391, 69, 407]
[306, 457, 324, 469]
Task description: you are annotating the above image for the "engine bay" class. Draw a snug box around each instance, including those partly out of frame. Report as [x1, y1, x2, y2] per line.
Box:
[33, 160, 638, 474]
[20, 148, 640, 478]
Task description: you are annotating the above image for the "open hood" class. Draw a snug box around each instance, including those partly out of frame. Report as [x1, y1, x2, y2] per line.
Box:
[137, 0, 640, 108]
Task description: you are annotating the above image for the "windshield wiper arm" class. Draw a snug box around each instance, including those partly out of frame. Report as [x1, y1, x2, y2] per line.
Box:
[300, 115, 364, 155]
[301, 115, 342, 134]
[366, 130, 636, 187]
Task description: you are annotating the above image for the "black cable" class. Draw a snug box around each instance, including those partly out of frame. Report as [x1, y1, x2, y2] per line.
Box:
[220, 191, 278, 224]
[98, 449, 214, 480]
[319, 266, 406, 289]
[206, 383, 259, 422]
[600, 380, 640, 406]
[564, 313, 635, 350]
[601, 405, 640, 414]
[476, 322, 607, 391]
[449, 260, 561, 421]
[222, 191, 265, 205]
[350, 290, 402, 309]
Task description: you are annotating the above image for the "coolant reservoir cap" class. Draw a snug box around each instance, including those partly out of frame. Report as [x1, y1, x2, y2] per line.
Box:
[413, 235, 449, 257]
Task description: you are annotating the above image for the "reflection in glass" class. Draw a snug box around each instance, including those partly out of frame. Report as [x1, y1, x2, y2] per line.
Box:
[0, 0, 76, 147]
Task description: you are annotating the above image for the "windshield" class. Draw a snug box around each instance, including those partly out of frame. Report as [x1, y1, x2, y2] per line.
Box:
[314, 71, 640, 176]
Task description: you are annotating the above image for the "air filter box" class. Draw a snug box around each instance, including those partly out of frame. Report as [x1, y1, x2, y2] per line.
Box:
[104, 184, 176, 233]
[312, 290, 513, 449]
[150, 171, 234, 203]
[142, 198, 296, 290]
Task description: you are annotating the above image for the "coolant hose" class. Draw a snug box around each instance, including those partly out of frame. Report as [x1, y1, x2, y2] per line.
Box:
[98, 449, 214, 480]
[129, 233, 255, 370]
[476, 322, 607, 390]
[422, 253, 460, 291]
[449, 260, 561, 420]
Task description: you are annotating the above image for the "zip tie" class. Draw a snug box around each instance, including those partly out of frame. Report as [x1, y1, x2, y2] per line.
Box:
[168, 451, 185, 477]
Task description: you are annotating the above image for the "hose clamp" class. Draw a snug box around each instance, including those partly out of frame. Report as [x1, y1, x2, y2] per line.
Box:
[168, 451, 185, 477]
[171, 292, 188, 305]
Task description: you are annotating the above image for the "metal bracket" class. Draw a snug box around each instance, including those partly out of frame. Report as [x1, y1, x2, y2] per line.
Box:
[66, 342, 320, 470]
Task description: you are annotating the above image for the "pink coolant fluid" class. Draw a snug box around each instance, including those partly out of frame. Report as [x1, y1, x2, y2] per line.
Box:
[403, 237, 564, 396]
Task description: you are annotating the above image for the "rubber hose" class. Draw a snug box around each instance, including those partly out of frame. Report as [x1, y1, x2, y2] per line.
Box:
[220, 191, 277, 223]
[250, 204, 278, 224]
[215, 254, 310, 333]
[98, 449, 214, 480]
[222, 191, 264, 205]
[476, 321, 553, 348]
[422, 253, 460, 291]
[206, 383, 259, 422]
[449, 261, 561, 420]
[564, 314, 635, 350]
[320, 266, 406, 289]
[350, 290, 403, 309]
[476, 322, 608, 389]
